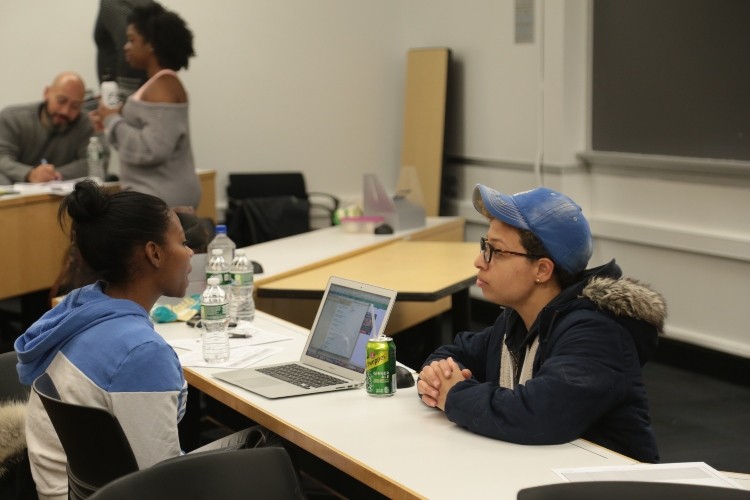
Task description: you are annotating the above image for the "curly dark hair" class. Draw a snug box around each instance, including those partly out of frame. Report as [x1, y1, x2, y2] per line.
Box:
[128, 2, 195, 70]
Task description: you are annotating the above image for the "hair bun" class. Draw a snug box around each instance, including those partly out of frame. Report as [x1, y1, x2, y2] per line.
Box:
[64, 180, 109, 223]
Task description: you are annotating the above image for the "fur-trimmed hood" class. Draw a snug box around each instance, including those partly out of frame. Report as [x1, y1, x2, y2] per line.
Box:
[558, 259, 667, 365]
[582, 276, 667, 332]
[0, 400, 26, 478]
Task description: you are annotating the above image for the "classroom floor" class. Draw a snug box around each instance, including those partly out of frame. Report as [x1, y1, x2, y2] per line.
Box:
[643, 362, 750, 473]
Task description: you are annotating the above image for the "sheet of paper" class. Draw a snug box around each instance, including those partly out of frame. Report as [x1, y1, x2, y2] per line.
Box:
[553, 462, 741, 489]
[13, 178, 88, 195]
[168, 323, 294, 352]
[178, 344, 284, 369]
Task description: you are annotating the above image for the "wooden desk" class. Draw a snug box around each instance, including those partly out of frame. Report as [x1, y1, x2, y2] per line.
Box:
[194, 170, 217, 223]
[0, 170, 216, 300]
[247, 216, 465, 288]
[256, 240, 478, 335]
[156, 313, 637, 500]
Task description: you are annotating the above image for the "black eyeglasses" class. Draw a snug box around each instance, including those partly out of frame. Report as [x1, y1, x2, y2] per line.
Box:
[479, 237, 542, 264]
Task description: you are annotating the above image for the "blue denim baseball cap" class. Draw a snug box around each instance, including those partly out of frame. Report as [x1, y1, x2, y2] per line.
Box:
[473, 184, 593, 274]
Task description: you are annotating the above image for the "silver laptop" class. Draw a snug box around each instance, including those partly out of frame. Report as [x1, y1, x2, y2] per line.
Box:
[213, 276, 397, 398]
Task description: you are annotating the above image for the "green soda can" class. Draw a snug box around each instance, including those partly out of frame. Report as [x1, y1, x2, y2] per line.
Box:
[366, 336, 396, 397]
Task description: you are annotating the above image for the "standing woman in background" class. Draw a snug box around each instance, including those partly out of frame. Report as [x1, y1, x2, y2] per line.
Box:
[91, 2, 200, 209]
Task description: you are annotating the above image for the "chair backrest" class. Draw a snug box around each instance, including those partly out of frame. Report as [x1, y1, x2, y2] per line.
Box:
[225, 172, 311, 246]
[225, 172, 340, 246]
[517, 481, 750, 500]
[32, 373, 139, 500]
[227, 172, 308, 200]
[87, 447, 305, 500]
[0, 351, 28, 402]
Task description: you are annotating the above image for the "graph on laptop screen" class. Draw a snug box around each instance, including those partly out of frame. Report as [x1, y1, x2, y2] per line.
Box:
[305, 283, 391, 373]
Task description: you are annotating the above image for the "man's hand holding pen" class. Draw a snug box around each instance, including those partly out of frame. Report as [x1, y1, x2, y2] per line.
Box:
[26, 159, 62, 182]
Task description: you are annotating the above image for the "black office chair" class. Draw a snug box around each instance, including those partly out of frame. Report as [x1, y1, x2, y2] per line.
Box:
[225, 172, 339, 247]
[517, 481, 750, 500]
[0, 351, 37, 500]
[31, 373, 139, 500]
[87, 447, 304, 500]
[0, 351, 28, 402]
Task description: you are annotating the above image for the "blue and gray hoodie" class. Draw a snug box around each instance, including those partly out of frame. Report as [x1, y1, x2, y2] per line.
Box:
[15, 282, 187, 500]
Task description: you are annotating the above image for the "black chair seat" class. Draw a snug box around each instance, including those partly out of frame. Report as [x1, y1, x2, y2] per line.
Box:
[87, 447, 303, 500]
[517, 480, 750, 500]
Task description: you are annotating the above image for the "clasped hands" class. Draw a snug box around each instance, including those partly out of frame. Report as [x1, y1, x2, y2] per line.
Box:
[417, 357, 472, 411]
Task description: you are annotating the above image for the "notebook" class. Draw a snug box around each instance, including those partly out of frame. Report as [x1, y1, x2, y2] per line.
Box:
[213, 276, 397, 398]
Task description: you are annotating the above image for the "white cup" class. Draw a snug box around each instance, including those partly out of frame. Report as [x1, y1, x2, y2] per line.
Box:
[101, 81, 120, 109]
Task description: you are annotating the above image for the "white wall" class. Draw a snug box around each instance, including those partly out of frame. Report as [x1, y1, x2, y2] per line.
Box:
[0, 1, 100, 102]
[2, 1, 747, 356]
[0, 0, 406, 209]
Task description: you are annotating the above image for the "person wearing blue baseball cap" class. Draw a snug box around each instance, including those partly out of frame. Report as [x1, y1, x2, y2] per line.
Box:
[417, 184, 666, 462]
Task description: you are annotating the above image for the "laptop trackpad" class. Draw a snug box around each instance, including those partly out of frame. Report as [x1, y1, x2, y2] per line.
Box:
[244, 376, 285, 388]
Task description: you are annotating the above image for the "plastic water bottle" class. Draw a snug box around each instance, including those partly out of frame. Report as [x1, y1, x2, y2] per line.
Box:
[207, 225, 236, 265]
[229, 249, 255, 323]
[205, 249, 230, 293]
[201, 277, 230, 363]
[86, 136, 105, 182]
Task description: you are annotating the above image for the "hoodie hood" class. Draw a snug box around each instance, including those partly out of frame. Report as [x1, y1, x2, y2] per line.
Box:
[539, 260, 666, 366]
[14, 282, 149, 385]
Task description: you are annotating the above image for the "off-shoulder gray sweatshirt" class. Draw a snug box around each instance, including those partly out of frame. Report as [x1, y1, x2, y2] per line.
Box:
[105, 98, 200, 208]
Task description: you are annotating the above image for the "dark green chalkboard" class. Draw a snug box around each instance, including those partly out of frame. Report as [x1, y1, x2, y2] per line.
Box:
[592, 0, 750, 161]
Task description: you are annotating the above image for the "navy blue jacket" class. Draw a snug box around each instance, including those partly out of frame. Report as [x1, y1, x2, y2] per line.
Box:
[423, 260, 664, 462]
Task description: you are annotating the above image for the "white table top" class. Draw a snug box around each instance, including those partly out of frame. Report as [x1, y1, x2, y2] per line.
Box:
[156, 311, 637, 500]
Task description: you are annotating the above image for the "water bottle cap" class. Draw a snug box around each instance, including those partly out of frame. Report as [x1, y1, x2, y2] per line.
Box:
[215, 224, 227, 234]
[212, 249, 223, 255]
[207, 277, 221, 285]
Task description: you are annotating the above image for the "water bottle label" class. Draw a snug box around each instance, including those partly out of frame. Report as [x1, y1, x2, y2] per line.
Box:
[201, 303, 228, 320]
[232, 271, 253, 286]
[206, 271, 231, 285]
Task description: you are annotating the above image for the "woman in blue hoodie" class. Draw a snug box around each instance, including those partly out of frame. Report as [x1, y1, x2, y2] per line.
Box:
[418, 185, 666, 463]
[15, 179, 193, 500]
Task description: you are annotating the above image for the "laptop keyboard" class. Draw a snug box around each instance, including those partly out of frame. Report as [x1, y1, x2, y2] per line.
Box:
[257, 364, 348, 389]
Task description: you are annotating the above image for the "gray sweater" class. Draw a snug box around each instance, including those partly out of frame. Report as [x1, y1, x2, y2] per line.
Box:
[0, 102, 91, 184]
[105, 98, 200, 208]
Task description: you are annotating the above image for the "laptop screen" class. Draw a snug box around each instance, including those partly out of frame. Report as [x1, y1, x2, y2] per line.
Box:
[304, 282, 392, 373]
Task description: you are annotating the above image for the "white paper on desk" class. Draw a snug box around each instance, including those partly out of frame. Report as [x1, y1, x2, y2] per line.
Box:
[13, 177, 91, 195]
[553, 462, 741, 489]
[179, 344, 283, 369]
[167, 323, 294, 352]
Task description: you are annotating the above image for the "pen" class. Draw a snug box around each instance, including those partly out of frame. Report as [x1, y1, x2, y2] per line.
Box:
[39, 158, 63, 181]
[229, 332, 253, 338]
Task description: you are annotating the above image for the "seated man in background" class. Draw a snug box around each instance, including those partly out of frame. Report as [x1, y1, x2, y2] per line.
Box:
[418, 184, 666, 463]
[0, 72, 93, 184]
